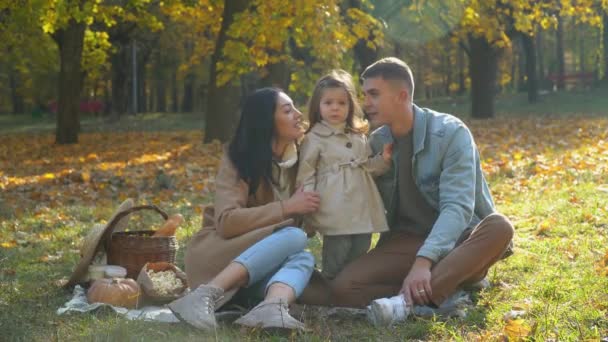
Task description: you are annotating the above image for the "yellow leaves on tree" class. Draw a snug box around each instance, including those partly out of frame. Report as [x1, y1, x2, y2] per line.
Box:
[161, 1, 223, 79]
[456, 0, 606, 50]
[217, 0, 383, 96]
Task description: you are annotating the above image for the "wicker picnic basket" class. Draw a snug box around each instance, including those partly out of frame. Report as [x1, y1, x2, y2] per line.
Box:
[104, 205, 178, 279]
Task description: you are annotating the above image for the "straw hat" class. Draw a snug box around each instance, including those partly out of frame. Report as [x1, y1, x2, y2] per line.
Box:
[65, 198, 134, 288]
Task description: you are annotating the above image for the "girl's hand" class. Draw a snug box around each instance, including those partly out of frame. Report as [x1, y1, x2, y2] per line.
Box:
[382, 143, 393, 162]
[283, 186, 320, 216]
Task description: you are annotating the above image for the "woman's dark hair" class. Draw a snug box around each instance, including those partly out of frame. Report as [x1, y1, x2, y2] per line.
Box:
[228, 87, 281, 195]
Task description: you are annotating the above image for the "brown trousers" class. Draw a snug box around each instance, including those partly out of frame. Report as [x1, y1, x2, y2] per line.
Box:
[317, 213, 515, 308]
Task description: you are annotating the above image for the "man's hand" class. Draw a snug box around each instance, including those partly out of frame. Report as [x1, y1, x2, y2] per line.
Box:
[400, 257, 433, 306]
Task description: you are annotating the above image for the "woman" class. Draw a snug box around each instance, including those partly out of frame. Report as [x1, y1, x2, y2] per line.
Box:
[169, 88, 321, 331]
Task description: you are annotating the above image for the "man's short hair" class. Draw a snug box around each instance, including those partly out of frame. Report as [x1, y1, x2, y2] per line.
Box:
[361, 57, 415, 99]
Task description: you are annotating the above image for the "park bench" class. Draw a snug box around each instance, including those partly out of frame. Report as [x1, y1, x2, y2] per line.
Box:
[546, 72, 595, 89]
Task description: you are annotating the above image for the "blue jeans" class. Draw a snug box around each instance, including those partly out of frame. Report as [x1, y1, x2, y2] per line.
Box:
[233, 227, 314, 303]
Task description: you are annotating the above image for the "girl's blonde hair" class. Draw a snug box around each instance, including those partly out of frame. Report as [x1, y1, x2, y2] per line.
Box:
[306, 69, 369, 134]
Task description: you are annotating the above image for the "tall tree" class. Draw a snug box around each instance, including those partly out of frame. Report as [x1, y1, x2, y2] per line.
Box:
[536, 26, 545, 82]
[603, 11, 608, 82]
[466, 35, 500, 118]
[1, 2, 58, 115]
[204, 0, 249, 143]
[205, 0, 382, 142]
[520, 32, 538, 102]
[375, 0, 599, 116]
[52, 12, 86, 144]
[38, 0, 166, 143]
[555, 14, 566, 90]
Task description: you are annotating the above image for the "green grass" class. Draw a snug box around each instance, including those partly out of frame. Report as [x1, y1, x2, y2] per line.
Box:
[417, 86, 608, 118]
[0, 112, 204, 135]
[1, 89, 608, 341]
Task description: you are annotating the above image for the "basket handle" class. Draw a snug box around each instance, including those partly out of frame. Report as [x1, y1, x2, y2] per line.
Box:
[102, 205, 169, 246]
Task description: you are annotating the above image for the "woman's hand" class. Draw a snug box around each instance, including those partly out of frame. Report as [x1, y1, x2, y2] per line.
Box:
[283, 186, 320, 216]
[382, 143, 393, 162]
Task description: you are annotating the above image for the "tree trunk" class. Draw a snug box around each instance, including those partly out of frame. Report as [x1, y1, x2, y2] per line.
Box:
[556, 15, 566, 90]
[8, 70, 25, 114]
[155, 49, 167, 112]
[510, 44, 517, 90]
[444, 50, 451, 96]
[536, 26, 545, 82]
[603, 12, 608, 82]
[259, 62, 291, 90]
[354, 39, 378, 75]
[468, 35, 498, 119]
[457, 45, 466, 95]
[171, 70, 179, 113]
[394, 41, 403, 57]
[53, 19, 86, 144]
[347, 0, 379, 75]
[182, 72, 195, 112]
[579, 30, 585, 73]
[156, 77, 166, 112]
[104, 81, 111, 115]
[148, 80, 155, 112]
[204, 0, 250, 143]
[137, 46, 152, 113]
[521, 32, 538, 103]
[138, 62, 147, 113]
[516, 38, 526, 92]
[110, 42, 130, 118]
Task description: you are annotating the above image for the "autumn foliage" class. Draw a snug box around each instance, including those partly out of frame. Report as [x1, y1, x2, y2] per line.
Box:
[1, 115, 607, 339]
[1, 116, 605, 220]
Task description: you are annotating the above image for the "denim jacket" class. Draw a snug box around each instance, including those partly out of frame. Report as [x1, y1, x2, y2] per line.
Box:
[369, 104, 495, 262]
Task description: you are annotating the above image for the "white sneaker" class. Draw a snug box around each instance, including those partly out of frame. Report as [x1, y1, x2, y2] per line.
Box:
[366, 294, 410, 326]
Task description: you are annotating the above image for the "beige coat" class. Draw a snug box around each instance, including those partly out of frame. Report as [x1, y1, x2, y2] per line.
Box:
[184, 145, 298, 307]
[296, 121, 389, 236]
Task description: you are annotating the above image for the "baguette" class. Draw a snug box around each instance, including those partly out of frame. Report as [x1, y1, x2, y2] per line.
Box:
[153, 214, 184, 237]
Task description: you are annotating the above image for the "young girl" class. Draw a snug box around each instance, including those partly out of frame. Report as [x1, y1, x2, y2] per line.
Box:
[297, 70, 392, 279]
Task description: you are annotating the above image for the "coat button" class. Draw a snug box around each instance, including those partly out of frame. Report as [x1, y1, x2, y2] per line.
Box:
[346, 142, 352, 148]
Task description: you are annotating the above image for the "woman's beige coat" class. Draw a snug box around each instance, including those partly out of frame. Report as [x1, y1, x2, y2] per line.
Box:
[296, 121, 389, 236]
[184, 147, 297, 307]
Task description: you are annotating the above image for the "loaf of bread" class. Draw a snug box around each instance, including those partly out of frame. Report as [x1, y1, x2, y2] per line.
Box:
[153, 214, 184, 237]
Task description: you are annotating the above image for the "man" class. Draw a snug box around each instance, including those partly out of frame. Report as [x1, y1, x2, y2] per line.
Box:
[331, 57, 514, 324]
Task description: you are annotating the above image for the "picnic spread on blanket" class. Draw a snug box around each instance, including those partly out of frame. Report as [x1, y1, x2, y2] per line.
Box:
[59, 198, 475, 322]
[61, 198, 190, 316]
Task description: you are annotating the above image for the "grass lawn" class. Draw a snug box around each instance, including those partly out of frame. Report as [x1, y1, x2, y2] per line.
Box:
[1, 90, 607, 341]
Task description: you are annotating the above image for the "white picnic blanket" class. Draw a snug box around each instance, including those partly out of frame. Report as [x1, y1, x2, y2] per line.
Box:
[58, 286, 473, 323]
[57, 285, 180, 323]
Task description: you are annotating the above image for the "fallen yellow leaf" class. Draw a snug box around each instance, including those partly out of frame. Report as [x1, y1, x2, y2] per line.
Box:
[1, 240, 17, 248]
[81, 171, 91, 183]
[504, 319, 531, 340]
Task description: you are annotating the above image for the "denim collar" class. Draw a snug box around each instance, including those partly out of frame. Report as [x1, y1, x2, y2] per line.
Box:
[411, 104, 427, 156]
[376, 104, 427, 156]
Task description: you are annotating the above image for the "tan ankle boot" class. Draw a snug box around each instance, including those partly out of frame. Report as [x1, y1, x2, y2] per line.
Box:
[168, 284, 224, 330]
[234, 298, 306, 331]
